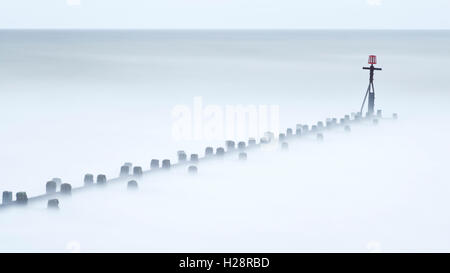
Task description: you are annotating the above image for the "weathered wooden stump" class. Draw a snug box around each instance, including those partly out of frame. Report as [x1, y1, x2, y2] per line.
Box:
[248, 138, 256, 146]
[52, 178, 62, 187]
[47, 199, 59, 210]
[377, 109, 382, 118]
[151, 159, 159, 169]
[238, 152, 247, 160]
[188, 165, 198, 175]
[120, 165, 130, 177]
[190, 154, 199, 163]
[286, 128, 293, 137]
[226, 140, 235, 151]
[264, 132, 274, 142]
[162, 159, 171, 169]
[127, 180, 138, 190]
[205, 147, 214, 156]
[238, 141, 246, 150]
[317, 121, 324, 129]
[46, 181, 57, 194]
[97, 174, 107, 185]
[84, 174, 94, 186]
[177, 151, 187, 162]
[60, 183, 72, 195]
[133, 166, 143, 177]
[2, 191, 12, 205]
[16, 192, 28, 205]
[216, 147, 225, 156]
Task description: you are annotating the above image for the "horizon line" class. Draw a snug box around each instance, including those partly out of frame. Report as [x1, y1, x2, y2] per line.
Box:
[1, 28, 449, 31]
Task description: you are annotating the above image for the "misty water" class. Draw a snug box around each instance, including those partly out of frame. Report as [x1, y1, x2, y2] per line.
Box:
[0, 30, 449, 252]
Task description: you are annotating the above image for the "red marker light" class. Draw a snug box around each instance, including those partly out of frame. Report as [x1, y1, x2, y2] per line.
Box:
[368, 55, 377, 65]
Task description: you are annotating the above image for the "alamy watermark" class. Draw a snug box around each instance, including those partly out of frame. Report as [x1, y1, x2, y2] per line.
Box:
[172, 97, 280, 142]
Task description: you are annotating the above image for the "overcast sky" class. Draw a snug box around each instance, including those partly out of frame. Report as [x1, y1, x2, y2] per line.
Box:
[1, 0, 449, 29]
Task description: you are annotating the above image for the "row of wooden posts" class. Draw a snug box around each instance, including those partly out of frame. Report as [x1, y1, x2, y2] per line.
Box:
[1, 110, 397, 210]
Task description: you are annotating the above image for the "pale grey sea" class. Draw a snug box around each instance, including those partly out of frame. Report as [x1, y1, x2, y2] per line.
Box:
[0, 30, 449, 251]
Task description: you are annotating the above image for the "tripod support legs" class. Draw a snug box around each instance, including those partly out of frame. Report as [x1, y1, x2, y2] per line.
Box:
[360, 82, 375, 116]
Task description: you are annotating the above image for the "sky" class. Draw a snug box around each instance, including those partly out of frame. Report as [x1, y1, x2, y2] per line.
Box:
[0, 0, 449, 29]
